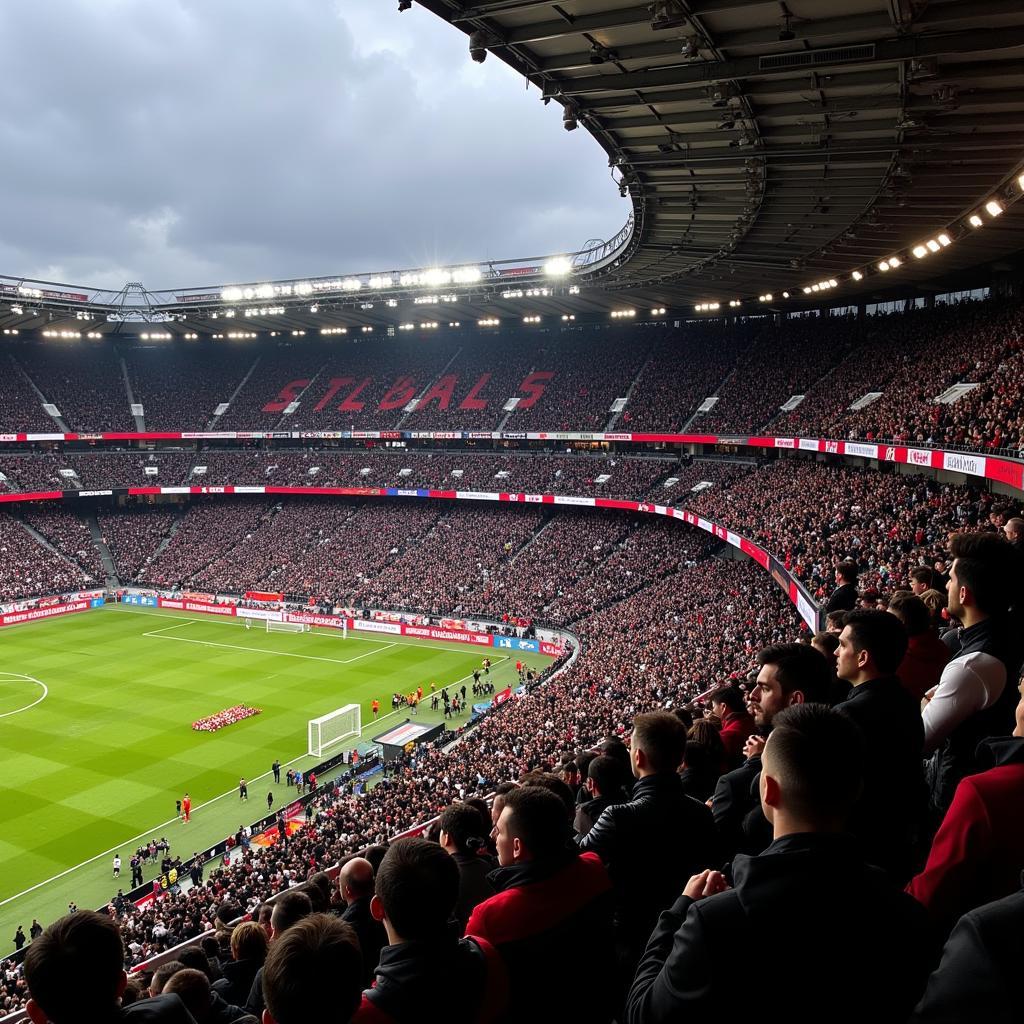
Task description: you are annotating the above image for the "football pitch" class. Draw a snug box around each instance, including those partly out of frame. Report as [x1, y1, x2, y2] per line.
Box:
[0, 604, 539, 950]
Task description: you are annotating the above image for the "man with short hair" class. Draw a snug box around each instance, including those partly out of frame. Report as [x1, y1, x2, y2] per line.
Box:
[573, 755, 629, 839]
[578, 711, 716, 998]
[469, 787, 614, 1022]
[910, 566, 935, 596]
[889, 592, 951, 700]
[337, 857, 386, 985]
[1003, 516, 1024, 549]
[923, 532, 1019, 818]
[358, 838, 506, 1022]
[825, 561, 859, 613]
[163, 967, 255, 1024]
[836, 609, 925, 882]
[24, 911, 195, 1023]
[712, 643, 832, 858]
[709, 686, 755, 761]
[263, 914, 362, 1024]
[244, 890, 313, 1017]
[626, 705, 932, 1024]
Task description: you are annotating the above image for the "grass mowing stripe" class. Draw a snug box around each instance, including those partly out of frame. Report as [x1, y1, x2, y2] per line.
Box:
[0, 604, 547, 949]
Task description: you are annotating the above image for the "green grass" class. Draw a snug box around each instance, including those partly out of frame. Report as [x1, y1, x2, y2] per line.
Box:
[0, 604, 546, 951]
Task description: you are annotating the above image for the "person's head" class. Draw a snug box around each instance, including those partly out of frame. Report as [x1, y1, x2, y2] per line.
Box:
[261, 914, 362, 1024]
[149, 961, 185, 997]
[835, 561, 858, 585]
[836, 609, 908, 685]
[585, 755, 624, 799]
[438, 804, 489, 855]
[518, 771, 576, 818]
[177, 947, 213, 981]
[1015, 676, 1024, 739]
[629, 710, 688, 778]
[492, 785, 572, 867]
[947, 532, 1015, 623]
[825, 610, 847, 634]
[750, 644, 832, 728]
[363, 845, 389, 874]
[559, 761, 581, 788]
[909, 566, 933, 596]
[574, 750, 599, 779]
[331, 857, 371, 906]
[163, 969, 211, 1023]
[1004, 517, 1024, 544]
[371, 838, 459, 943]
[709, 686, 745, 720]
[230, 920, 269, 965]
[684, 720, 726, 773]
[599, 735, 632, 774]
[920, 587, 947, 623]
[25, 912, 128, 1024]
[759, 704, 864, 836]
[269, 890, 313, 940]
[254, 902, 274, 937]
[490, 781, 518, 826]
[810, 631, 840, 665]
[887, 592, 932, 638]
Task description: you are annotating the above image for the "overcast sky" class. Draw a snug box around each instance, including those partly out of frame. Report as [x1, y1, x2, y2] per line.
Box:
[0, 0, 626, 292]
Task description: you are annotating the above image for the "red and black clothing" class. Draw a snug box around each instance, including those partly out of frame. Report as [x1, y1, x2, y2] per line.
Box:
[466, 850, 615, 1023]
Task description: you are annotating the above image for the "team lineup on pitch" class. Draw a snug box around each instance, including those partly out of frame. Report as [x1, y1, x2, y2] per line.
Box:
[0, 603, 543, 942]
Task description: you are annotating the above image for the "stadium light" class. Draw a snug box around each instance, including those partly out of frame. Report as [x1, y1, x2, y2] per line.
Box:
[984, 199, 1004, 217]
[478, 318, 500, 327]
[561, 314, 576, 321]
[523, 315, 541, 324]
[544, 257, 572, 277]
[937, 233, 951, 247]
[968, 214, 983, 227]
[650, 307, 667, 315]
[342, 278, 362, 292]
[1018, 172, 1024, 192]
[912, 245, 927, 258]
[851, 270, 863, 281]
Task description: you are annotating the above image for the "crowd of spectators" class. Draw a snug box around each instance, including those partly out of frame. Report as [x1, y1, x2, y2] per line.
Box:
[0, 299, 1022, 455]
[689, 459, 999, 601]
[17, 508, 105, 581]
[0, 513, 92, 601]
[98, 509, 181, 582]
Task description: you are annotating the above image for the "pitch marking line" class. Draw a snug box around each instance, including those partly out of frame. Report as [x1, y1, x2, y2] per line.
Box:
[116, 606, 506, 657]
[0, 672, 48, 718]
[141, 629, 397, 666]
[0, 657, 513, 911]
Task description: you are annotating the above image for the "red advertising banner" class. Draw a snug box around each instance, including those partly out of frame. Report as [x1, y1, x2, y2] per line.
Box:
[0, 600, 91, 628]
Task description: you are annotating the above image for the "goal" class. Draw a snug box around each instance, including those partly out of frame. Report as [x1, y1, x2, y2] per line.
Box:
[267, 618, 310, 634]
[308, 704, 361, 758]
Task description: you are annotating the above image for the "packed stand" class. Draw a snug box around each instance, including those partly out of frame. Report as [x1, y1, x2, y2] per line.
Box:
[0, 353, 54, 433]
[17, 508, 105, 580]
[17, 345, 134, 433]
[98, 509, 180, 582]
[0, 513, 92, 601]
[124, 345, 253, 433]
[70, 453, 193, 490]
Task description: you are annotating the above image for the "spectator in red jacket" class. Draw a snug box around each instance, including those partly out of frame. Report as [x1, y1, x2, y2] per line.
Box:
[467, 786, 616, 1023]
[710, 685, 756, 763]
[888, 592, 951, 700]
[907, 679, 1024, 936]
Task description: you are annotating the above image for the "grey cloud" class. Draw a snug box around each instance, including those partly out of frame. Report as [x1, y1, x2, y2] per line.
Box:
[0, 0, 626, 290]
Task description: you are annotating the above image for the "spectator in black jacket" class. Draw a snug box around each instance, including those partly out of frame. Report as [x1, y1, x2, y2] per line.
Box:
[337, 857, 386, 985]
[573, 755, 629, 838]
[163, 968, 254, 1024]
[626, 704, 932, 1024]
[364, 838, 506, 1023]
[835, 608, 925, 883]
[24, 911, 196, 1024]
[712, 643, 832, 859]
[244, 890, 313, 1018]
[911, 885, 1023, 1023]
[211, 922, 266, 1009]
[825, 560, 859, 613]
[262, 914, 362, 1024]
[438, 803, 496, 933]
[579, 710, 718, 988]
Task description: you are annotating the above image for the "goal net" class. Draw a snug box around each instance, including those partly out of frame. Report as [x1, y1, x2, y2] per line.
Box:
[308, 703, 361, 758]
[267, 618, 310, 634]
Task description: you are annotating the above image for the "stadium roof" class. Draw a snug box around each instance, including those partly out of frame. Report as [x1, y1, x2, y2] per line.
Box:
[2, 0, 1023, 337]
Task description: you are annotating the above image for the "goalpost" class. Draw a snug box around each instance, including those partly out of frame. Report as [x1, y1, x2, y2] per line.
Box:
[266, 618, 311, 634]
[308, 703, 361, 758]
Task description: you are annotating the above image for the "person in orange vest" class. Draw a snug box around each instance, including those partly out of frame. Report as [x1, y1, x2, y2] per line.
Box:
[371, 698, 380, 720]
[181, 792, 191, 823]
[416, 684, 423, 701]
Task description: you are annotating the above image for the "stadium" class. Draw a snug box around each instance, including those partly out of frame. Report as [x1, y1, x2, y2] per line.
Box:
[1, 1, 1023, 1021]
